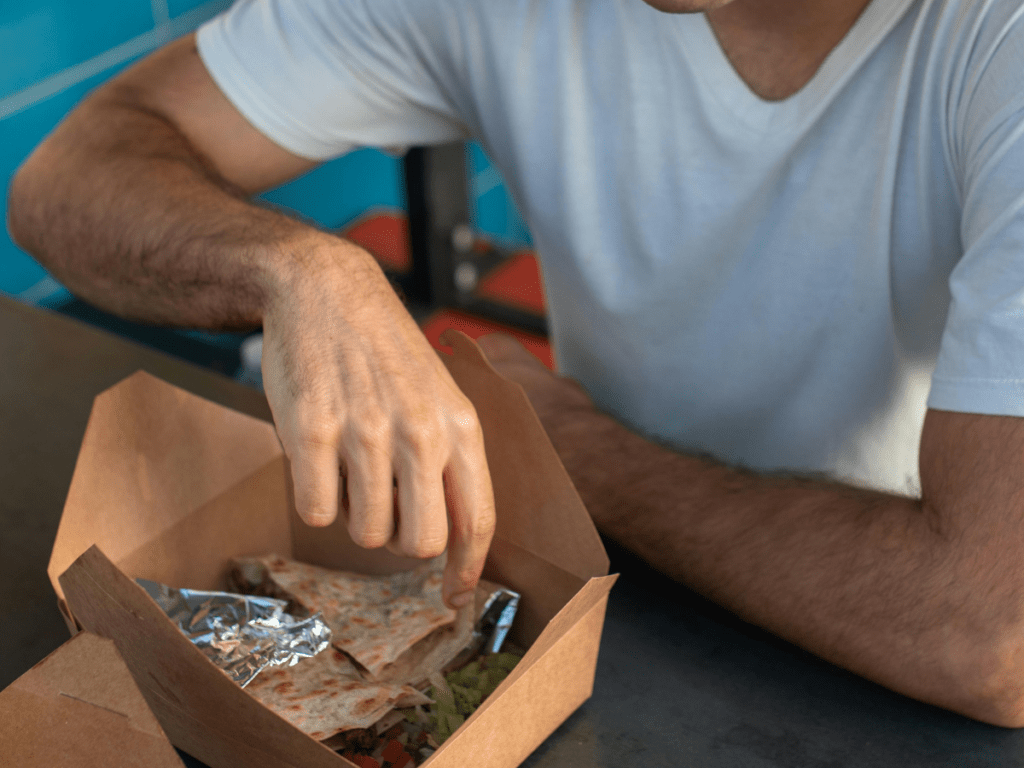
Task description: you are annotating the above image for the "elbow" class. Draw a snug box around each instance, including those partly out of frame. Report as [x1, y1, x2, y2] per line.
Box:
[6, 150, 49, 256]
[7, 138, 78, 285]
[975, 674, 1024, 729]
[959, 687, 1024, 729]
[941, 632, 1024, 728]
[7, 161, 35, 252]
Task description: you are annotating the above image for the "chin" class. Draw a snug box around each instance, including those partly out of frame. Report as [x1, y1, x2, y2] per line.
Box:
[640, 0, 735, 11]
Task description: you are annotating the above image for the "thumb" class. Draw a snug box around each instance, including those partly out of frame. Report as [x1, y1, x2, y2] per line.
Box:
[476, 332, 544, 368]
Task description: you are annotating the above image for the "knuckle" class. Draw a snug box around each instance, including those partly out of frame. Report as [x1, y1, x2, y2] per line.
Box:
[406, 534, 448, 559]
[296, 428, 339, 450]
[454, 563, 484, 588]
[294, 420, 341, 452]
[346, 413, 389, 456]
[464, 517, 496, 550]
[298, 498, 329, 522]
[472, 511, 497, 542]
[348, 521, 391, 550]
[449, 403, 482, 440]
[395, 412, 444, 456]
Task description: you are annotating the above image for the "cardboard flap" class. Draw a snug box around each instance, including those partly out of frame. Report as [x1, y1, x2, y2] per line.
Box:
[115, 455, 294, 591]
[440, 331, 609, 582]
[49, 371, 282, 602]
[434, 576, 614, 768]
[0, 632, 185, 767]
[506, 574, 619, 685]
[448, 574, 618, 737]
[59, 546, 344, 768]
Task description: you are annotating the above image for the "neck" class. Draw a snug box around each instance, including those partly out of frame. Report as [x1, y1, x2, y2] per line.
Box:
[705, 0, 874, 101]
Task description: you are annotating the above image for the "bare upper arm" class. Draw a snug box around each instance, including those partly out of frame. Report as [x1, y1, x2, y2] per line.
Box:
[919, 408, 1024, 530]
[100, 33, 318, 194]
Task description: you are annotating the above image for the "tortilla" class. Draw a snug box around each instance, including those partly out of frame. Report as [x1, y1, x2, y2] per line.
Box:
[374, 578, 502, 686]
[232, 555, 456, 676]
[244, 648, 430, 740]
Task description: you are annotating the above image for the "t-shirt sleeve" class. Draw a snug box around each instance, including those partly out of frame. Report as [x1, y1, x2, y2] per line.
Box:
[927, 2, 1024, 415]
[196, 0, 471, 161]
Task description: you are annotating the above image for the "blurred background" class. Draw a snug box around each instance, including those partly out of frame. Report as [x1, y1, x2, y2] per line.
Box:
[1, 0, 549, 382]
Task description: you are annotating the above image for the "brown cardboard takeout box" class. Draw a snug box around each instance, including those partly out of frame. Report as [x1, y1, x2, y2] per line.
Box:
[0, 632, 186, 767]
[45, 332, 617, 768]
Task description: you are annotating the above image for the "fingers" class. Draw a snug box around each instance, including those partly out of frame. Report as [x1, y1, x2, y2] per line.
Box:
[394, 458, 449, 559]
[354, 406, 495, 610]
[286, 402, 494, 596]
[289, 436, 341, 527]
[440, 433, 496, 608]
[266, 318, 495, 601]
[344, 438, 395, 549]
[476, 332, 541, 366]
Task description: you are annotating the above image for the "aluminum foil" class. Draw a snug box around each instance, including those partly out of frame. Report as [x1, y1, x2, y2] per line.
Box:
[445, 586, 519, 673]
[477, 587, 519, 654]
[138, 579, 332, 687]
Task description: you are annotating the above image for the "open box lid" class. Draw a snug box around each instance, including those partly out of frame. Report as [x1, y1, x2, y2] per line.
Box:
[48, 332, 609, 608]
[47, 367, 283, 608]
[0, 632, 185, 767]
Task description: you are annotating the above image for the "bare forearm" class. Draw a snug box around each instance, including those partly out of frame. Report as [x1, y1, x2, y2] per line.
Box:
[9, 91, 343, 329]
[6, 35, 501, 610]
[543, 407, 1024, 725]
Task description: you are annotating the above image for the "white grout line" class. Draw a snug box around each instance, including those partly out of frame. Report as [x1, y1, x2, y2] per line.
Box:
[151, 0, 171, 27]
[13, 275, 67, 305]
[0, 0, 232, 122]
[472, 165, 505, 198]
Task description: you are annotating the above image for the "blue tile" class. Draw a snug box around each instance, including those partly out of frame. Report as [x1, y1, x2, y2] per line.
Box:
[167, 0, 214, 19]
[0, 0, 153, 100]
[0, 244, 54, 299]
[468, 142, 532, 246]
[259, 149, 404, 230]
[168, 0, 233, 24]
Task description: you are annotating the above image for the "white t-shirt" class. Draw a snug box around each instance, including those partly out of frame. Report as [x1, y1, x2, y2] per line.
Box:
[198, 0, 1024, 494]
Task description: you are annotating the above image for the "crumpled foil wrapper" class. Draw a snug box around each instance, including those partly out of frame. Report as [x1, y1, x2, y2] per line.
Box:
[478, 587, 519, 654]
[138, 578, 332, 687]
[445, 585, 519, 673]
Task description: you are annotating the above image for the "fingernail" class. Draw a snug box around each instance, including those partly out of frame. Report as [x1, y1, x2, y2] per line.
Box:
[448, 590, 474, 608]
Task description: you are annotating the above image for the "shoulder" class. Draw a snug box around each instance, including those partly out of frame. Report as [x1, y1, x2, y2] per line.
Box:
[891, 0, 1024, 168]
[914, 0, 1024, 73]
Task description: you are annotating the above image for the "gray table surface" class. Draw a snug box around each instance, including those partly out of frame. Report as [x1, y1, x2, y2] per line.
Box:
[4, 295, 1024, 767]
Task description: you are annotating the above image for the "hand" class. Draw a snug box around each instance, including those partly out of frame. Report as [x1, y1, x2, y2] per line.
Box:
[476, 333, 593, 428]
[260, 239, 495, 608]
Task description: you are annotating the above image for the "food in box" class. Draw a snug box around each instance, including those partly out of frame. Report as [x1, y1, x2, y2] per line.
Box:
[47, 333, 616, 768]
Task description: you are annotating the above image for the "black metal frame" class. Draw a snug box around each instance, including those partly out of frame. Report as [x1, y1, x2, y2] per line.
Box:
[399, 144, 548, 337]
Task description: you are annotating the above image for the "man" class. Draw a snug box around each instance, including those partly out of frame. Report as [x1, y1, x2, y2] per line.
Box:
[9, 0, 1024, 726]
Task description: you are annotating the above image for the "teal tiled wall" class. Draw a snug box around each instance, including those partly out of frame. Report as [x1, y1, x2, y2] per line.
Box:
[0, 0, 530, 308]
[469, 143, 533, 247]
[0, 2, 151, 97]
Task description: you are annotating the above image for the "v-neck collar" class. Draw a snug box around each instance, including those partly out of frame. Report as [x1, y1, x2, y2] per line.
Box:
[675, 0, 917, 133]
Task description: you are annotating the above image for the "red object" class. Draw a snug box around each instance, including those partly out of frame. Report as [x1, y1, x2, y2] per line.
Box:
[341, 213, 548, 321]
[343, 212, 553, 368]
[420, 309, 553, 369]
[381, 740, 404, 763]
[352, 757, 381, 768]
[341, 211, 411, 273]
[388, 752, 414, 768]
[476, 251, 547, 314]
